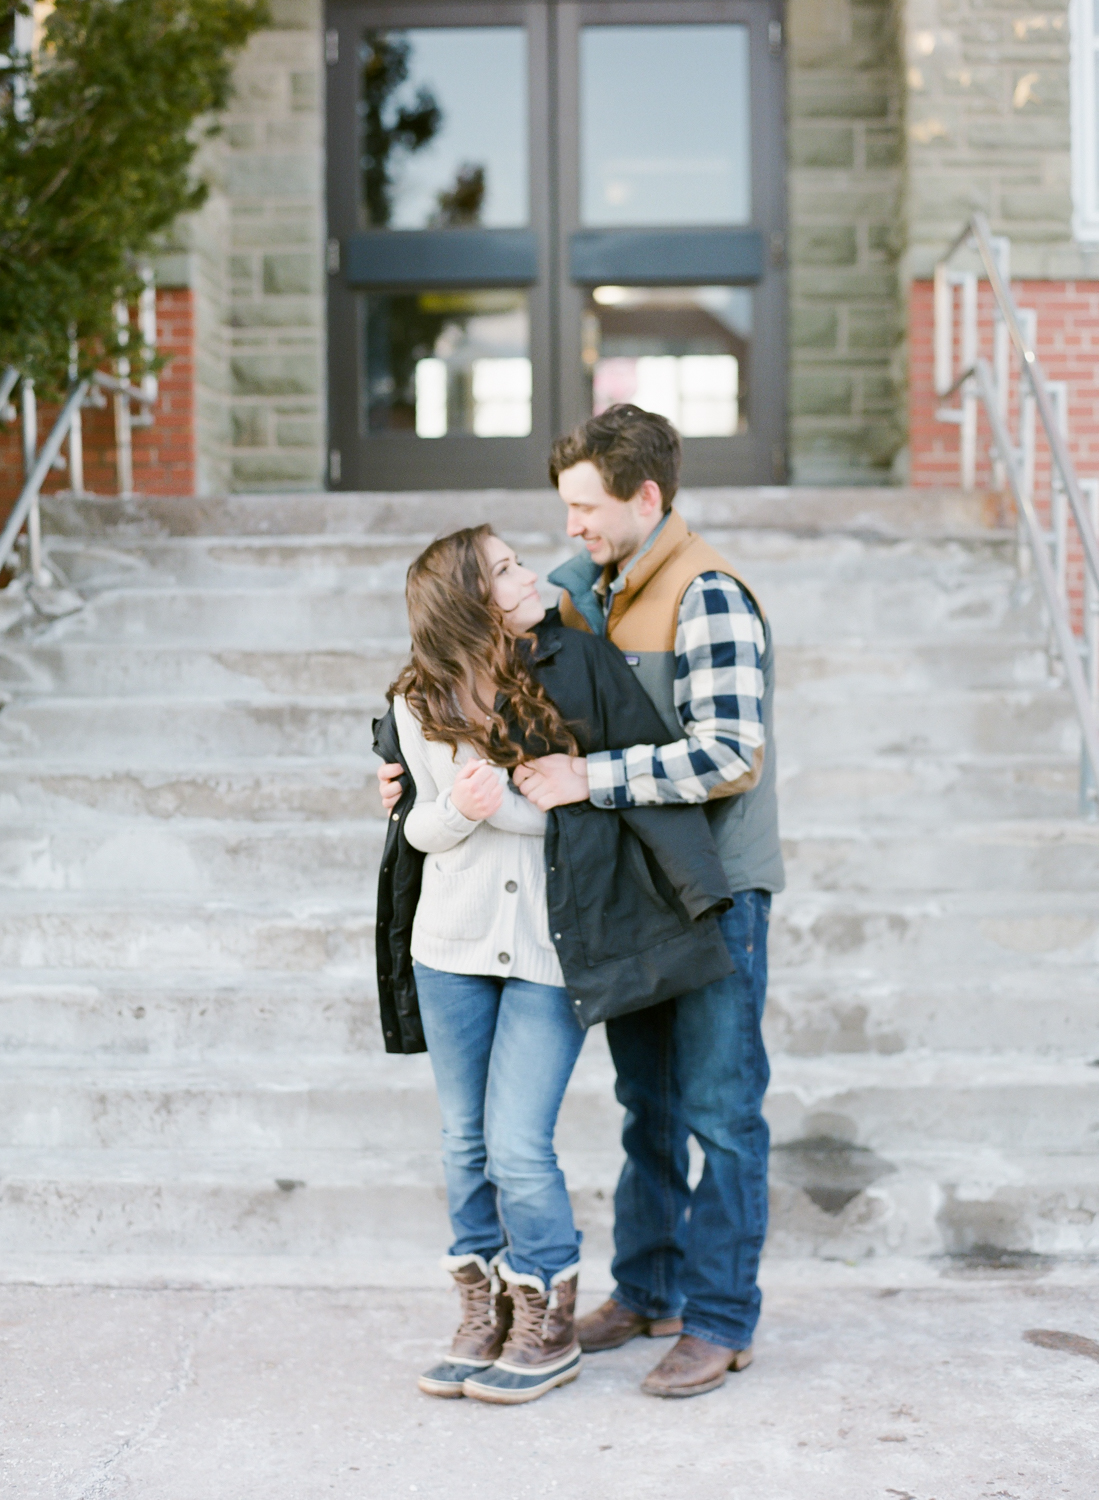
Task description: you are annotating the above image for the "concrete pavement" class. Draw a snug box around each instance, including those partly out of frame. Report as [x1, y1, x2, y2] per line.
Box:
[2, 1259, 1097, 1500]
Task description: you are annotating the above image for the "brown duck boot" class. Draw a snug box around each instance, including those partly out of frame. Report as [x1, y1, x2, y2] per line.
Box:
[417, 1254, 511, 1398]
[577, 1297, 683, 1352]
[640, 1333, 753, 1398]
[462, 1264, 582, 1405]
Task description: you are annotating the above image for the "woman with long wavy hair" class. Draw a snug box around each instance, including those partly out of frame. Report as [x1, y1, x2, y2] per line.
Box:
[379, 523, 733, 1408]
[387, 525, 587, 1407]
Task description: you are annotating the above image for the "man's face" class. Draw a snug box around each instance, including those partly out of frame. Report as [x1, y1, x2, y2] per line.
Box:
[557, 461, 662, 570]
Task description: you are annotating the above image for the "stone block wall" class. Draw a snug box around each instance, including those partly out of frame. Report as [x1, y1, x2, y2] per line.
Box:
[901, 0, 1098, 280]
[154, 0, 326, 494]
[786, 0, 907, 483]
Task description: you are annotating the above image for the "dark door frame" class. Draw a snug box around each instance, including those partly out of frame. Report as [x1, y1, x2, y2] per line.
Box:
[324, 0, 787, 489]
[325, 0, 554, 489]
[555, 0, 787, 485]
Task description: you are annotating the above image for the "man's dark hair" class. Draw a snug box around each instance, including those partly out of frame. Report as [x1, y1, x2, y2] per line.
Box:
[548, 404, 681, 512]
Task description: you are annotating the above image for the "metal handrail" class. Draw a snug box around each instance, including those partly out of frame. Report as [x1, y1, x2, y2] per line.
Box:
[935, 213, 1099, 814]
[0, 379, 90, 581]
[0, 357, 159, 590]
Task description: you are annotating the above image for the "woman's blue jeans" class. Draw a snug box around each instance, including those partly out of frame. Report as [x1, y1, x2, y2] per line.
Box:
[413, 963, 585, 1284]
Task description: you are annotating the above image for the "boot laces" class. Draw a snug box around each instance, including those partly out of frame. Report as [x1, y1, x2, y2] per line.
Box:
[454, 1271, 498, 1342]
[502, 1282, 551, 1356]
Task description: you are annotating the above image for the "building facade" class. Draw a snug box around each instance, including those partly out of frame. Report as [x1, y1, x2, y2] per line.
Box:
[7, 0, 1099, 498]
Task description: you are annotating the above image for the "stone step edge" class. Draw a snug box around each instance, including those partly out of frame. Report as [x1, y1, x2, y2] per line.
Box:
[1, 1251, 1096, 1294]
[1, 1050, 1095, 1087]
[0, 1143, 1094, 1188]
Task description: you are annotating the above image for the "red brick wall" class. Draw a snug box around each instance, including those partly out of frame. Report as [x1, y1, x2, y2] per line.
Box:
[909, 277, 1099, 628]
[0, 288, 195, 523]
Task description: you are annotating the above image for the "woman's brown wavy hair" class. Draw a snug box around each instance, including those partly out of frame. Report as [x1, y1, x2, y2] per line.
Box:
[390, 525, 578, 768]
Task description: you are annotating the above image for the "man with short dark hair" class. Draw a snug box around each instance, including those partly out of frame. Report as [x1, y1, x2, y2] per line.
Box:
[514, 402, 784, 1398]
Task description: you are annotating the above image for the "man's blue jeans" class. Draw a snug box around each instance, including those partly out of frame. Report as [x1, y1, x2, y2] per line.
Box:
[413, 963, 585, 1284]
[605, 892, 771, 1350]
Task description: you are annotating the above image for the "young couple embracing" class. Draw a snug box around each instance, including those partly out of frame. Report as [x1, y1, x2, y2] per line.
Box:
[373, 403, 784, 1406]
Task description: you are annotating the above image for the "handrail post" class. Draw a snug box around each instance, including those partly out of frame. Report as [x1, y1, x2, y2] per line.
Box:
[1047, 382, 1069, 611]
[1017, 308, 1038, 580]
[1084, 478, 1099, 819]
[933, 261, 952, 396]
[114, 300, 134, 496]
[20, 378, 46, 586]
[991, 236, 1011, 492]
[67, 333, 85, 497]
[961, 273, 978, 490]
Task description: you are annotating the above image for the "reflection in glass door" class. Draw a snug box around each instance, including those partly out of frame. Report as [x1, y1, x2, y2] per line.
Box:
[557, 1, 786, 485]
[326, 0, 786, 488]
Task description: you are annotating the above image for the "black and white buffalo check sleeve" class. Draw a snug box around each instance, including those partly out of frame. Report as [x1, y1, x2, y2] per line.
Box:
[586, 572, 766, 807]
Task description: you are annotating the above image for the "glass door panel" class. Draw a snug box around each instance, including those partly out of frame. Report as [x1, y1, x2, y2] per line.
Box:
[557, 0, 786, 486]
[326, 1, 551, 489]
[580, 25, 750, 228]
[360, 27, 529, 229]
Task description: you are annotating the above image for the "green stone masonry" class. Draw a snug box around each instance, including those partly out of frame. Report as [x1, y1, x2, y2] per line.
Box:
[787, 0, 906, 483]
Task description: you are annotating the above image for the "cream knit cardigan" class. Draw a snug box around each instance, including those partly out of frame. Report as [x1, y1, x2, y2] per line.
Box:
[393, 695, 565, 988]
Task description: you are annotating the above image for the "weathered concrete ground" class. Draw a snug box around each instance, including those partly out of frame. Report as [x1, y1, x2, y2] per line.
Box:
[1, 1260, 1097, 1500]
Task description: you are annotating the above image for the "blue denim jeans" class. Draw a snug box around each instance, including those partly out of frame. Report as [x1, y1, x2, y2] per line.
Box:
[605, 892, 771, 1350]
[413, 963, 585, 1284]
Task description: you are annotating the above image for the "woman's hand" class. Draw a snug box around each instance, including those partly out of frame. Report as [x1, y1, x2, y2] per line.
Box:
[449, 758, 505, 821]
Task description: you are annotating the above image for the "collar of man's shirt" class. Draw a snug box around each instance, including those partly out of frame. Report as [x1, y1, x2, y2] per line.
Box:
[548, 512, 671, 638]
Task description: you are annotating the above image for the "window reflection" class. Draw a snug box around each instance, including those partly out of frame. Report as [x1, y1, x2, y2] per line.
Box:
[580, 25, 750, 228]
[583, 286, 751, 436]
[360, 28, 528, 229]
[365, 290, 531, 437]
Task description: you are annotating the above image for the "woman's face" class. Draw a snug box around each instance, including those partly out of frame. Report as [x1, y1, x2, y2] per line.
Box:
[481, 534, 545, 634]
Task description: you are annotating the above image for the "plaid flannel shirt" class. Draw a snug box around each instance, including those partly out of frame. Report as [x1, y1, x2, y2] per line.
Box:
[586, 572, 766, 807]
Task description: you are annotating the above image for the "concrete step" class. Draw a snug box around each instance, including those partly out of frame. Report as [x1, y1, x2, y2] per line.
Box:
[0, 896, 376, 973]
[38, 526, 1016, 593]
[1, 890, 1095, 975]
[1, 1145, 1095, 1260]
[1, 755, 1077, 828]
[0, 643, 407, 699]
[39, 486, 1009, 542]
[0, 697, 381, 761]
[767, 967, 1099, 1058]
[781, 820, 1099, 893]
[0, 761, 383, 822]
[776, 687, 1079, 760]
[2, 815, 1095, 898]
[0, 683, 1077, 762]
[3, 962, 1097, 1063]
[29, 586, 414, 645]
[28, 558, 1034, 649]
[2, 1051, 1095, 1157]
[0, 819, 386, 896]
[0, 971, 386, 1058]
[778, 755, 1081, 822]
[0, 636, 1055, 699]
[773, 890, 1099, 971]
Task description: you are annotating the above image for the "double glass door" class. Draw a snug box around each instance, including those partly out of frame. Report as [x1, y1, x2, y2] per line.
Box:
[325, 0, 786, 488]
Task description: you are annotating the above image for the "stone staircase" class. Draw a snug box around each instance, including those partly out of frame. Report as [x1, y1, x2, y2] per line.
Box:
[0, 486, 1096, 1284]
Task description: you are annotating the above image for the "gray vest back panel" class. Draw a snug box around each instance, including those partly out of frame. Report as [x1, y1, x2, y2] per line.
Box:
[627, 623, 785, 895]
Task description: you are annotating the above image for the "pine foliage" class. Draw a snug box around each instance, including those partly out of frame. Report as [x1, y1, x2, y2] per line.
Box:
[0, 0, 267, 390]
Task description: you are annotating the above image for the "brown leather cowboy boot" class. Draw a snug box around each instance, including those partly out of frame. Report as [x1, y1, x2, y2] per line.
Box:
[576, 1297, 683, 1352]
[418, 1254, 511, 1397]
[640, 1333, 753, 1398]
[462, 1264, 582, 1404]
